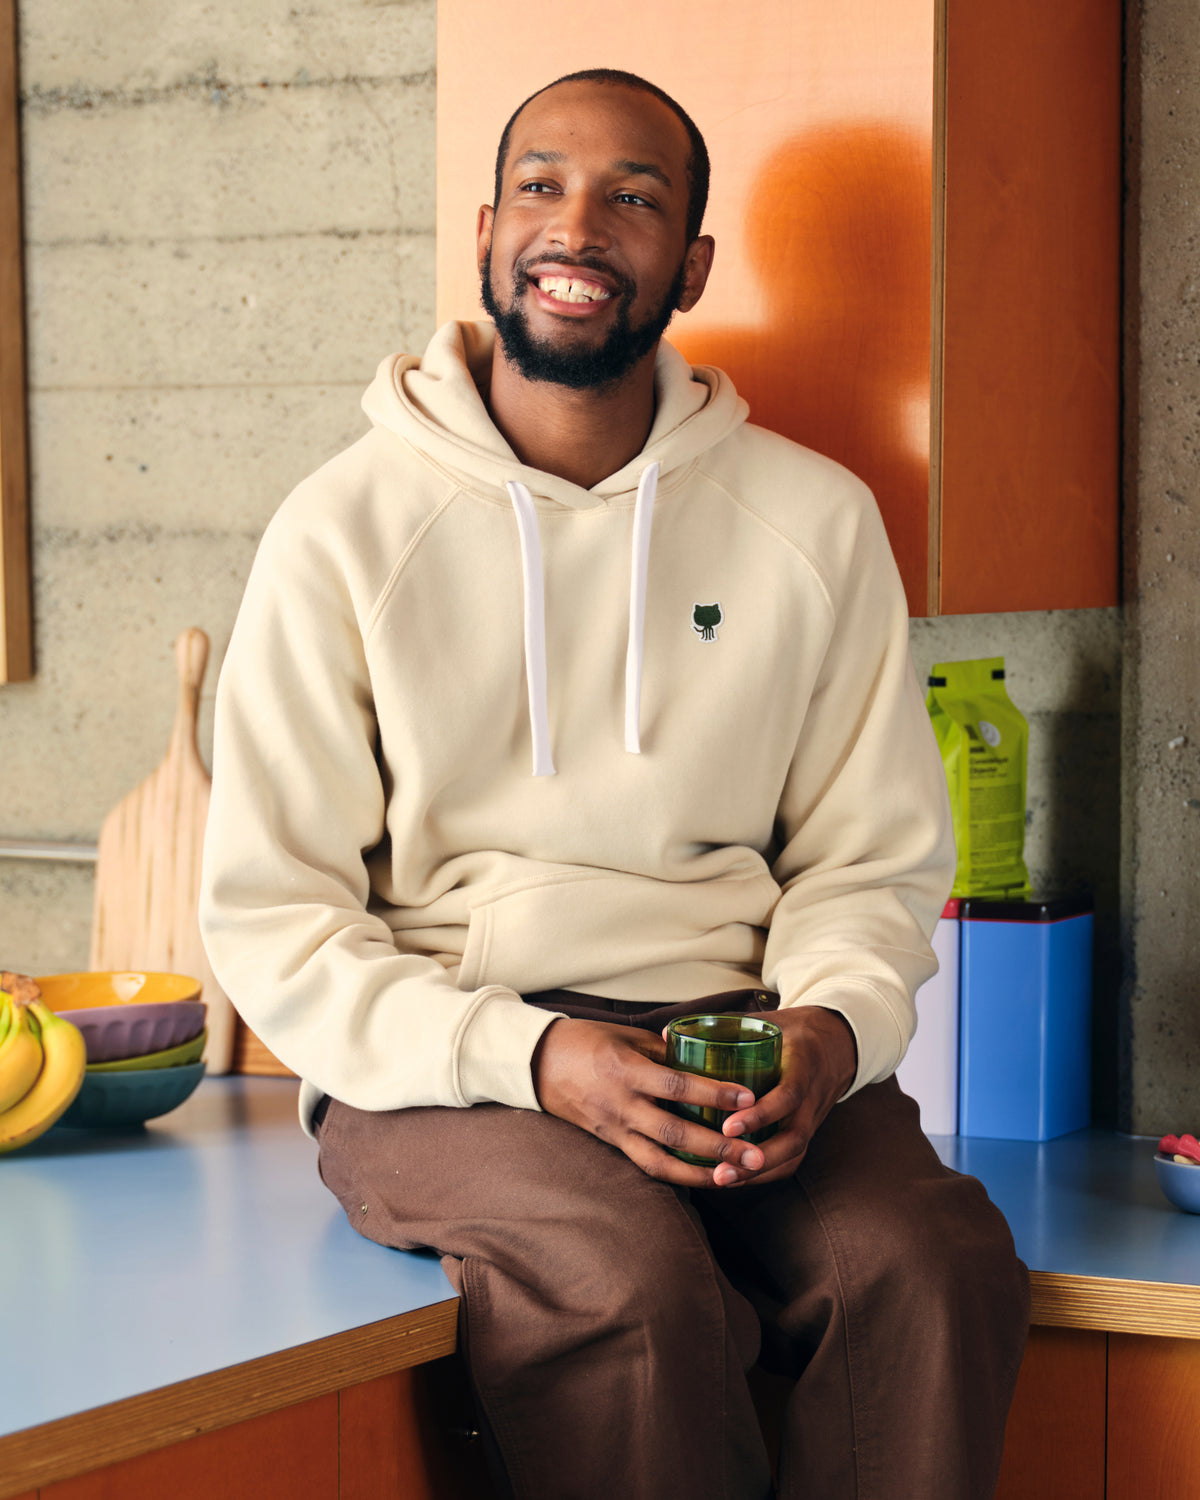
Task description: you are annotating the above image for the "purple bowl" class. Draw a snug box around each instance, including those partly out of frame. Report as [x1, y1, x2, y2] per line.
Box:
[56, 999, 208, 1064]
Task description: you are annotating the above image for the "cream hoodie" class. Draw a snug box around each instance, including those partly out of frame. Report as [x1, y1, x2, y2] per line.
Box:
[199, 320, 955, 1136]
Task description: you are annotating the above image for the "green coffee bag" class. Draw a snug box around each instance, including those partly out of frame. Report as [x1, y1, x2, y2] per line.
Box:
[926, 657, 1031, 899]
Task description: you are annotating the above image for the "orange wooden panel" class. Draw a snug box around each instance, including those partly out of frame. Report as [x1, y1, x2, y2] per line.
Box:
[39, 1394, 338, 1500]
[341, 1370, 433, 1500]
[938, 0, 1121, 614]
[437, 0, 935, 615]
[994, 1325, 1106, 1500]
[340, 1362, 499, 1500]
[1108, 1333, 1200, 1500]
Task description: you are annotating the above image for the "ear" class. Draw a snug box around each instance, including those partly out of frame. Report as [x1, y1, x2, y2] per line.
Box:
[676, 235, 715, 314]
[476, 204, 495, 276]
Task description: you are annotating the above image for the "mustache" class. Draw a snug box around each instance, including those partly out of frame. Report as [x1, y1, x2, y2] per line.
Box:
[514, 254, 635, 300]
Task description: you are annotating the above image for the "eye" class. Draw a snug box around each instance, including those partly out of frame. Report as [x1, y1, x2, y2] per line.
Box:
[517, 180, 558, 195]
[613, 191, 653, 208]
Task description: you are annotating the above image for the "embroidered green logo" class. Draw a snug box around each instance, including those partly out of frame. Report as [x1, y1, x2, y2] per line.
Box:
[692, 602, 723, 641]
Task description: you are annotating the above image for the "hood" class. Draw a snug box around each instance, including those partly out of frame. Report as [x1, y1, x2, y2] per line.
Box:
[361, 320, 750, 777]
[360, 319, 749, 511]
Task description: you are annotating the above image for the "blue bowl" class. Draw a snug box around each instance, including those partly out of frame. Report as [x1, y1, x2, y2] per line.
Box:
[56, 1062, 206, 1130]
[1154, 1153, 1200, 1214]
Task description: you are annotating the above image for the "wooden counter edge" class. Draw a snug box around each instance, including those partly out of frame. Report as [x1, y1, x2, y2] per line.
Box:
[0, 1296, 459, 1499]
[1030, 1271, 1200, 1338]
[5, 1273, 1198, 1496]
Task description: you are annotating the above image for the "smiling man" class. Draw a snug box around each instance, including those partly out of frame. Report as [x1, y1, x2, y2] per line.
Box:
[201, 70, 1029, 1500]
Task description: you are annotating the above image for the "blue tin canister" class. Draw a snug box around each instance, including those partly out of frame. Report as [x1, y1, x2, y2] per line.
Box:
[958, 895, 1093, 1141]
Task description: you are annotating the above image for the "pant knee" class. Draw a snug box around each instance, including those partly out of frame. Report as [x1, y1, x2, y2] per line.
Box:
[851, 1176, 1030, 1366]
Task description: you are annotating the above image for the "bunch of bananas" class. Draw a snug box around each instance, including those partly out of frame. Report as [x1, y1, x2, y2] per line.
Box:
[0, 986, 87, 1154]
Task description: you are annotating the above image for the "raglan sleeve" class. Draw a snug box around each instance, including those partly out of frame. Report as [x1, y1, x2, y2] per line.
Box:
[760, 480, 956, 1097]
[198, 490, 561, 1125]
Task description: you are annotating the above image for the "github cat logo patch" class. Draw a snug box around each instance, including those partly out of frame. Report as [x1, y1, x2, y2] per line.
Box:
[691, 602, 723, 641]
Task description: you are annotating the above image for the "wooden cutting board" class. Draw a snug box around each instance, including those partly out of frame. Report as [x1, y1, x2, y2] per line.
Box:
[89, 627, 238, 1074]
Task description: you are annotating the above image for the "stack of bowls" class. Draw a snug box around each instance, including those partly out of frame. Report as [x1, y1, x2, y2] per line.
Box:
[36, 972, 208, 1129]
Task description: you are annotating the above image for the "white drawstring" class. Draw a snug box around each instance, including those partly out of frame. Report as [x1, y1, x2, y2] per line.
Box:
[506, 481, 556, 777]
[625, 462, 659, 755]
[508, 464, 659, 775]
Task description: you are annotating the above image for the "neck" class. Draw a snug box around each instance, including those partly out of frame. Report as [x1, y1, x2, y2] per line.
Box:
[485, 341, 658, 490]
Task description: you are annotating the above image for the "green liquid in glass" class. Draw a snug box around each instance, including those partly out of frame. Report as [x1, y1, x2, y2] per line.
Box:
[664, 1013, 783, 1165]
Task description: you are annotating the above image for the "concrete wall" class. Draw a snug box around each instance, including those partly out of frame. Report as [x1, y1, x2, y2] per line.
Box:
[0, 0, 1130, 1124]
[1122, 0, 1200, 1135]
[2, 0, 436, 967]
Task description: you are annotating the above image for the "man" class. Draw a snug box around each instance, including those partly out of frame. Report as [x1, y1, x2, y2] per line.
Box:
[201, 69, 1029, 1500]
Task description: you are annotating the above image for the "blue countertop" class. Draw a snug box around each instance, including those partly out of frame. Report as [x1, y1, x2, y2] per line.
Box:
[0, 1076, 455, 1444]
[932, 1130, 1200, 1287]
[2, 1076, 1197, 1451]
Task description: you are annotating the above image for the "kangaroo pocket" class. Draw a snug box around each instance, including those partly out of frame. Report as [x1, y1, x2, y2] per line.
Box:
[457, 865, 782, 995]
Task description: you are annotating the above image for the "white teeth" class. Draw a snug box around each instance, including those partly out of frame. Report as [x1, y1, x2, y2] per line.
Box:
[537, 275, 611, 304]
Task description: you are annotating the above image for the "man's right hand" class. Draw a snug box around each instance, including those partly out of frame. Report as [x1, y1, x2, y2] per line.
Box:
[530, 1018, 768, 1187]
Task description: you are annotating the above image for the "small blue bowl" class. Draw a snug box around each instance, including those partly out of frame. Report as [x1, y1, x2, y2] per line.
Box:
[56, 1062, 206, 1130]
[1154, 1153, 1200, 1214]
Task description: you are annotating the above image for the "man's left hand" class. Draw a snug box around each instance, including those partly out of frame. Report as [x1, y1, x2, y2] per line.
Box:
[703, 1006, 858, 1188]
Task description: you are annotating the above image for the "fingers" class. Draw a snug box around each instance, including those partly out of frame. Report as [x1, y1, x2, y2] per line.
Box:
[712, 1154, 805, 1188]
[624, 1092, 766, 1172]
[704, 1079, 821, 1188]
[599, 1053, 770, 1183]
[623, 1043, 756, 1115]
[619, 1111, 766, 1186]
[708, 1007, 858, 1190]
[709, 1119, 812, 1188]
[720, 1075, 806, 1140]
[533, 1019, 765, 1189]
[622, 1134, 757, 1189]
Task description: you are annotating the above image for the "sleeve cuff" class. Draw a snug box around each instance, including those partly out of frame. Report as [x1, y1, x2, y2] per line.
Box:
[778, 979, 906, 1100]
[455, 987, 567, 1110]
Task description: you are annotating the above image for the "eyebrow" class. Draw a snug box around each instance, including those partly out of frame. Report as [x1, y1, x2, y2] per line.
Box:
[512, 150, 568, 169]
[614, 159, 673, 190]
[511, 150, 674, 191]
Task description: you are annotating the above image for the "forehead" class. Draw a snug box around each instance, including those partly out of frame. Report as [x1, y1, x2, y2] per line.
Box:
[504, 81, 691, 181]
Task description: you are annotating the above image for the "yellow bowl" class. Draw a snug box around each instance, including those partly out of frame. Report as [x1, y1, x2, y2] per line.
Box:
[35, 972, 202, 1011]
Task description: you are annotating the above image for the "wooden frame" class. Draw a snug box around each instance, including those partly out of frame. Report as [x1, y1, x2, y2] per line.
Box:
[0, 0, 31, 683]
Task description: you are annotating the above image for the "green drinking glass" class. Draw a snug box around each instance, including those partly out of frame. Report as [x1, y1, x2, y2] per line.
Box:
[663, 1013, 783, 1165]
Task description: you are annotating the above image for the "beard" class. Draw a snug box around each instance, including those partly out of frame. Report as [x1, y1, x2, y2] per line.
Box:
[480, 247, 688, 391]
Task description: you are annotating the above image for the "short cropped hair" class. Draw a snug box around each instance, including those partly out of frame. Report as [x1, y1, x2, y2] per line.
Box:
[492, 69, 710, 244]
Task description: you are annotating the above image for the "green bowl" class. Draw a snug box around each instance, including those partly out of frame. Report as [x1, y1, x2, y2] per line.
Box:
[56, 1062, 206, 1129]
[86, 1028, 207, 1073]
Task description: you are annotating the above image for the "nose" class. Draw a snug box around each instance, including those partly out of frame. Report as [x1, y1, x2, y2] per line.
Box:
[545, 188, 613, 255]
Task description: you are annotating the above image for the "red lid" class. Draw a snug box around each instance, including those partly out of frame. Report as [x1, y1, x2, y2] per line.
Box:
[941, 898, 962, 919]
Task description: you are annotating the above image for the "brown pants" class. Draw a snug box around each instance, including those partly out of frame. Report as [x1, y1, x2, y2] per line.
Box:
[316, 992, 1030, 1500]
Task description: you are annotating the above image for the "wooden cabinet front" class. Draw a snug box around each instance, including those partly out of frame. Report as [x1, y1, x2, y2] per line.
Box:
[936, 0, 1121, 614]
[1107, 1334, 1200, 1500]
[37, 1395, 339, 1500]
[994, 1326, 1106, 1500]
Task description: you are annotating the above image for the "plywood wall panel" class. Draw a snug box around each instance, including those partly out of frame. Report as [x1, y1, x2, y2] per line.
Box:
[938, 0, 1121, 614]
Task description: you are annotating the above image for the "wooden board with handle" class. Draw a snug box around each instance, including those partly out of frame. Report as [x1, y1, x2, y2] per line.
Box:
[89, 628, 238, 1074]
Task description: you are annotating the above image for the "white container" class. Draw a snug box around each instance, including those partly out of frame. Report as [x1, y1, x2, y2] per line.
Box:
[895, 899, 960, 1135]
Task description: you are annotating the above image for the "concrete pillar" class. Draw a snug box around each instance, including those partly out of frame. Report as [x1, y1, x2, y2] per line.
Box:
[1122, 0, 1200, 1133]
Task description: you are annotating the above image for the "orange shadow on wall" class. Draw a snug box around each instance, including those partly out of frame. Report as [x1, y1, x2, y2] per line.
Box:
[673, 123, 933, 611]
